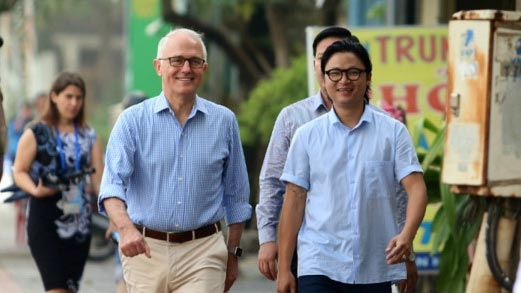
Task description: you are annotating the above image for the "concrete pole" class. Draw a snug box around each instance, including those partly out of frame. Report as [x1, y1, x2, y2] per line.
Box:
[386, 0, 395, 26]
[348, 0, 363, 26]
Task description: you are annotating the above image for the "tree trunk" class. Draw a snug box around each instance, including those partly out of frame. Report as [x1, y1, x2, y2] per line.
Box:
[264, 3, 290, 68]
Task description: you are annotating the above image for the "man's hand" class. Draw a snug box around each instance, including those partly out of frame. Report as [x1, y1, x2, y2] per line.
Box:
[385, 234, 412, 265]
[396, 260, 418, 293]
[224, 254, 239, 292]
[276, 269, 296, 293]
[119, 225, 151, 258]
[258, 241, 278, 280]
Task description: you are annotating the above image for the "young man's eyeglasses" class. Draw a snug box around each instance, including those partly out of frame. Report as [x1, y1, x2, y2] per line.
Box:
[157, 56, 205, 68]
[325, 68, 365, 82]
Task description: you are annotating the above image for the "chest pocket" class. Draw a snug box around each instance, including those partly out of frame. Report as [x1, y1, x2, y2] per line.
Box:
[363, 161, 394, 199]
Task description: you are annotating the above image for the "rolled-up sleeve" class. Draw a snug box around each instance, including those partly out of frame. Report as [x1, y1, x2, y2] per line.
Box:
[222, 116, 252, 225]
[98, 112, 135, 215]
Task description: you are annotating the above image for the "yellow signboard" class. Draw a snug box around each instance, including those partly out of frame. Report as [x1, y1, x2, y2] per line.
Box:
[306, 26, 448, 136]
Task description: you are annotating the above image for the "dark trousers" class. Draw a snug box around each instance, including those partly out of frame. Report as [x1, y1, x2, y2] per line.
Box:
[298, 275, 392, 293]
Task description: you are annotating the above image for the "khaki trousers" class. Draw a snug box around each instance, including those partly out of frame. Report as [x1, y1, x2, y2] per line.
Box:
[121, 231, 227, 293]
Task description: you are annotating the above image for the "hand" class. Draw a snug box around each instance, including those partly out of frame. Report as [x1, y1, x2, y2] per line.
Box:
[258, 241, 278, 280]
[276, 270, 296, 293]
[385, 234, 412, 265]
[33, 178, 59, 198]
[396, 260, 418, 293]
[119, 225, 151, 258]
[224, 254, 239, 292]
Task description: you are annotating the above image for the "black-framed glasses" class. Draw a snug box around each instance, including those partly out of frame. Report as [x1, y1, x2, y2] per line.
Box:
[157, 56, 206, 68]
[325, 68, 366, 82]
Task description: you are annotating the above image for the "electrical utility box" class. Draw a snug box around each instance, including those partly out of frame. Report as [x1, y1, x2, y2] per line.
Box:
[442, 10, 521, 197]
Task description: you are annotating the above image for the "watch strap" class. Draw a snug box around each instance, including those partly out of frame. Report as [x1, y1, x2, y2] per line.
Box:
[227, 246, 243, 257]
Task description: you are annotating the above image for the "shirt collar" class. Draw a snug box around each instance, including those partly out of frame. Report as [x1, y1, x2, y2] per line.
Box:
[327, 102, 372, 129]
[152, 92, 209, 116]
[312, 92, 329, 113]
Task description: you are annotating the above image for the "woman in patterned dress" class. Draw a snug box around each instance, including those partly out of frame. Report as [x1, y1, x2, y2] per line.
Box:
[13, 72, 104, 293]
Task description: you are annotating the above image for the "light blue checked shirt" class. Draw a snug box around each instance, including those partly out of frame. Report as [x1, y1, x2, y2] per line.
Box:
[257, 93, 328, 244]
[256, 93, 407, 245]
[281, 105, 423, 284]
[98, 93, 252, 231]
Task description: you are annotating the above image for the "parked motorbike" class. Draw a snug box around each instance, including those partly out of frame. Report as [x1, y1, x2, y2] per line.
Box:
[89, 211, 116, 261]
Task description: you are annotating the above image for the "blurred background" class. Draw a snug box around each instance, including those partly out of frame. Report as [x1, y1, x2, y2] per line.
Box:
[0, 0, 516, 146]
[0, 1, 520, 291]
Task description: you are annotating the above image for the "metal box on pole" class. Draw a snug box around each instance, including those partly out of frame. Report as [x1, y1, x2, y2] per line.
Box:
[443, 10, 521, 197]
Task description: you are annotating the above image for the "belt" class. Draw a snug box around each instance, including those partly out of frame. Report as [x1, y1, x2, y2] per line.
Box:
[134, 222, 221, 244]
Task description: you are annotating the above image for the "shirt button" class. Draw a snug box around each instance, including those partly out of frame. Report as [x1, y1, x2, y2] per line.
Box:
[178, 177, 183, 181]
[175, 224, 179, 227]
[180, 154, 184, 158]
[177, 201, 182, 205]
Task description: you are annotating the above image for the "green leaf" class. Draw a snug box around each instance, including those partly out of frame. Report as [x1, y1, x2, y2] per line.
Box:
[440, 184, 457, 236]
[431, 204, 450, 252]
[238, 55, 307, 146]
[421, 123, 445, 171]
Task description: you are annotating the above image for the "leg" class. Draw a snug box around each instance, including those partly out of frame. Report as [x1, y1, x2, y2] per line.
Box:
[121, 239, 169, 293]
[171, 232, 227, 292]
[298, 275, 339, 293]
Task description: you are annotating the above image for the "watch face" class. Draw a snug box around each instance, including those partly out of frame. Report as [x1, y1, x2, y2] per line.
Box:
[228, 246, 243, 257]
[408, 252, 416, 262]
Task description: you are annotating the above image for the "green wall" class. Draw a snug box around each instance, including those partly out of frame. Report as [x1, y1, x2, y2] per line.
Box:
[127, 0, 171, 97]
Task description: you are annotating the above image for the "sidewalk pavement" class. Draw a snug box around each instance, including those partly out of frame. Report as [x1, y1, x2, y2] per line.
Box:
[0, 162, 276, 292]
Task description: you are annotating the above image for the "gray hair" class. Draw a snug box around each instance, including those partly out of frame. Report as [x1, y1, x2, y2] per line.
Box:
[156, 28, 207, 60]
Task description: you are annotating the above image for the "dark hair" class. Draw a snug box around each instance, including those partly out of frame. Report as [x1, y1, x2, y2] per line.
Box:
[312, 27, 352, 57]
[320, 38, 373, 101]
[123, 90, 148, 109]
[41, 72, 87, 127]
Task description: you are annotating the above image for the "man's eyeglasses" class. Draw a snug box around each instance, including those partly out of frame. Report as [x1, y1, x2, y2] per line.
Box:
[325, 68, 365, 82]
[157, 56, 206, 69]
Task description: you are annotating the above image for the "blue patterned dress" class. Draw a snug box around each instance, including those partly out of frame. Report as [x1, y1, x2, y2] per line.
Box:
[26, 121, 97, 292]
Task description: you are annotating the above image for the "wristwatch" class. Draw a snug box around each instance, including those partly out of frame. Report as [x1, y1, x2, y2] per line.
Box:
[227, 246, 243, 257]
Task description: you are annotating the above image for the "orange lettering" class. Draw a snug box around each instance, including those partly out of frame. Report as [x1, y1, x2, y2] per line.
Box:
[396, 36, 414, 63]
[379, 85, 420, 114]
[427, 83, 447, 113]
[375, 36, 391, 63]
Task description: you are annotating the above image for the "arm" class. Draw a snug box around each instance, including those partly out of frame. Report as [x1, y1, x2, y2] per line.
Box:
[224, 222, 245, 292]
[395, 184, 419, 291]
[400, 173, 427, 246]
[89, 136, 104, 196]
[277, 182, 306, 293]
[257, 111, 290, 280]
[13, 128, 57, 197]
[222, 116, 251, 291]
[386, 172, 427, 264]
[99, 113, 150, 258]
[257, 111, 289, 243]
[102, 197, 151, 258]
